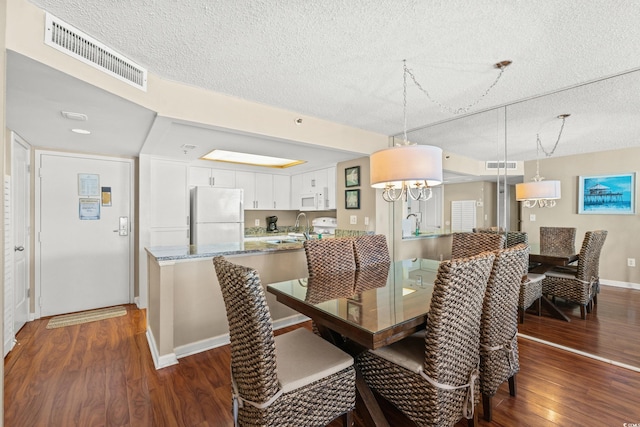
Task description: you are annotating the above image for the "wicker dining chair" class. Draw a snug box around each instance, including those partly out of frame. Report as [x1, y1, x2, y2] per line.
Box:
[356, 251, 496, 427]
[539, 226, 576, 253]
[541, 230, 608, 319]
[213, 256, 356, 427]
[303, 238, 357, 277]
[474, 229, 528, 248]
[479, 244, 529, 421]
[518, 273, 545, 323]
[352, 234, 391, 269]
[451, 232, 505, 259]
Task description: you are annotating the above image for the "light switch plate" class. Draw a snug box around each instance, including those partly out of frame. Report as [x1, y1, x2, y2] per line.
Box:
[255, 219, 260, 226]
[364, 217, 369, 225]
[350, 215, 357, 224]
[529, 214, 536, 221]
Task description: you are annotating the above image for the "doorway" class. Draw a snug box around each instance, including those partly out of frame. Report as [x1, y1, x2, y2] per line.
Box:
[35, 151, 134, 317]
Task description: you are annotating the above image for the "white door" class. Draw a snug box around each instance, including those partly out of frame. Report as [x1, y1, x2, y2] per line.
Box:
[12, 134, 30, 334]
[36, 152, 133, 317]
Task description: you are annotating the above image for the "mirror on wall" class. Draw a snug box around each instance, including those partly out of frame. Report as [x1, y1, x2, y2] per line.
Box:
[393, 68, 640, 369]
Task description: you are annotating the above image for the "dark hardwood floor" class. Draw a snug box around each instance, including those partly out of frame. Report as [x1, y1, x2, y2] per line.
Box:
[518, 284, 640, 369]
[5, 301, 640, 426]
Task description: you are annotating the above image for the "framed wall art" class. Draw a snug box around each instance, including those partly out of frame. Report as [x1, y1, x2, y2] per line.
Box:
[345, 166, 360, 187]
[578, 173, 635, 214]
[345, 189, 360, 209]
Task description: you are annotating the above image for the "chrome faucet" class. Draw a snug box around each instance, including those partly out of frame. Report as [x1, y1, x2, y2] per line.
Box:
[407, 213, 420, 236]
[295, 212, 311, 240]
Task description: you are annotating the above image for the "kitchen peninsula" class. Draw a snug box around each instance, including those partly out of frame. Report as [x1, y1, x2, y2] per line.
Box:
[145, 239, 309, 369]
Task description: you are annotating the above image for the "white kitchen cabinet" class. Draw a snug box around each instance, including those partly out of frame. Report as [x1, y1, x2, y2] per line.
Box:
[150, 159, 189, 228]
[149, 158, 190, 245]
[273, 175, 291, 210]
[292, 166, 336, 211]
[189, 166, 235, 188]
[237, 172, 291, 210]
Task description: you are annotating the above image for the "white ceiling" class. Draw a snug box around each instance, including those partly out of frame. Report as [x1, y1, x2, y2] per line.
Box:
[7, 1, 640, 175]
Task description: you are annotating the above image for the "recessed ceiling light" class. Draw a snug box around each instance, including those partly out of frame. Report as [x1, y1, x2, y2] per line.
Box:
[61, 111, 88, 121]
[71, 128, 91, 135]
[202, 149, 305, 169]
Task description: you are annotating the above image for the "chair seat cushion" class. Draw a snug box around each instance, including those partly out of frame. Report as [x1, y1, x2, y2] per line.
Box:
[275, 328, 353, 393]
[544, 270, 576, 280]
[524, 273, 545, 283]
[368, 330, 426, 374]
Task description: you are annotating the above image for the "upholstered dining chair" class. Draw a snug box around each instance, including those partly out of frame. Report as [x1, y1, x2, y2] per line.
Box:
[479, 243, 529, 421]
[213, 256, 356, 427]
[542, 230, 608, 319]
[303, 238, 356, 277]
[451, 232, 505, 259]
[539, 226, 576, 254]
[356, 251, 496, 427]
[352, 234, 391, 269]
[518, 273, 545, 323]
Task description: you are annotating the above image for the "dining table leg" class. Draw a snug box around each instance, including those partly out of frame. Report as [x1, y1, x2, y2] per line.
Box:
[316, 324, 391, 427]
[540, 295, 571, 322]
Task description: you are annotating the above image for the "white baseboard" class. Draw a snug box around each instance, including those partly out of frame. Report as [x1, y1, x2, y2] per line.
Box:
[146, 327, 178, 370]
[172, 314, 310, 360]
[174, 334, 231, 359]
[600, 280, 640, 291]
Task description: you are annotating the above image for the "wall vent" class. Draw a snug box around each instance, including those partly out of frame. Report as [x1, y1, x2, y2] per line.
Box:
[45, 13, 147, 91]
[485, 161, 517, 170]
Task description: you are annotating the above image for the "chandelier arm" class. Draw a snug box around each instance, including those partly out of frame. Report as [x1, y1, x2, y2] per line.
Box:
[404, 62, 508, 115]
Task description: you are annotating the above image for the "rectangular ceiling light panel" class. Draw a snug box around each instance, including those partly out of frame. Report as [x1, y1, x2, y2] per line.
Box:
[202, 149, 305, 168]
[44, 13, 147, 91]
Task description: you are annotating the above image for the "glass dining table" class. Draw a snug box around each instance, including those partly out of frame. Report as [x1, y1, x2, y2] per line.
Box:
[267, 258, 439, 351]
[527, 243, 579, 322]
[267, 258, 439, 427]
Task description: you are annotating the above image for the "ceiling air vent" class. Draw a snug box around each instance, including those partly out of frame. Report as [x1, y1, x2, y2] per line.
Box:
[485, 161, 517, 170]
[44, 13, 147, 91]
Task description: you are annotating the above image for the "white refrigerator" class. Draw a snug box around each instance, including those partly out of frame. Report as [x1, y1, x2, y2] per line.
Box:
[190, 187, 245, 246]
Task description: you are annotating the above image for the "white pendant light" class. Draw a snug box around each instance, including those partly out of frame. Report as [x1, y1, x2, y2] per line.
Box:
[516, 114, 570, 208]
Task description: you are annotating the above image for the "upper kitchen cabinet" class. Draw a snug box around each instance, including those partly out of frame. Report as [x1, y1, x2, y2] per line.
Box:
[189, 166, 236, 188]
[236, 171, 290, 210]
[149, 158, 190, 245]
[292, 166, 336, 210]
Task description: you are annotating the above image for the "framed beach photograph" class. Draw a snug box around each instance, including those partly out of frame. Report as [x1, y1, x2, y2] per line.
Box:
[345, 189, 360, 209]
[578, 173, 636, 214]
[345, 166, 360, 187]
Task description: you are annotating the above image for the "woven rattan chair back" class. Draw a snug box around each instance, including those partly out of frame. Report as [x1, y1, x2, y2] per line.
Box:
[506, 231, 528, 247]
[212, 256, 279, 407]
[451, 232, 505, 259]
[480, 244, 529, 420]
[356, 252, 495, 426]
[354, 262, 390, 294]
[303, 238, 357, 277]
[540, 227, 576, 253]
[352, 234, 391, 269]
[576, 230, 608, 282]
[305, 271, 356, 304]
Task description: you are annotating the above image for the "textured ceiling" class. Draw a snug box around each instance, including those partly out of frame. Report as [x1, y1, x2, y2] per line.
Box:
[13, 0, 640, 165]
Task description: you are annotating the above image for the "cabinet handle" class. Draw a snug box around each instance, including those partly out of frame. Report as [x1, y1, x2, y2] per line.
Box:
[274, 201, 276, 209]
[311, 179, 316, 187]
[211, 177, 215, 186]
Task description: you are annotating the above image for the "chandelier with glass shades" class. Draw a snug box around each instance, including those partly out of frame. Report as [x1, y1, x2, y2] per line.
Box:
[515, 114, 570, 208]
[370, 59, 512, 202]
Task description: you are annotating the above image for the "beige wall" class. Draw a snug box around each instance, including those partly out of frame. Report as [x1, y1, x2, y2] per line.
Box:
[336, 157, 376, 232]
[520, 147, 640, 285]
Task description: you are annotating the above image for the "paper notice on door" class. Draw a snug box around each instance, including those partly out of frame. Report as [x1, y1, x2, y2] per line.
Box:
[79, 198, 100, 220]
[78, 173, 100, 196]
[101, 186, 112, 206]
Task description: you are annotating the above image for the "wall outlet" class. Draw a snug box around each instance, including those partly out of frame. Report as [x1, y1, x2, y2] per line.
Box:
[364, 217, 369, 226]
[628, 258, 636, 267]
[529, 214, 536, 221]
[350, 215, 357, 225]
[254, 219, 260, 226]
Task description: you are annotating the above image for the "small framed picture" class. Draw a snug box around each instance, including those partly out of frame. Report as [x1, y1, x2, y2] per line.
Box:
[345, 166, 360, 187]
[345, 189, 360, 209]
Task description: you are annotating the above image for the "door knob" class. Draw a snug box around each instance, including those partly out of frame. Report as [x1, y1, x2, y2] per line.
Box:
[14, 246, 24, 252]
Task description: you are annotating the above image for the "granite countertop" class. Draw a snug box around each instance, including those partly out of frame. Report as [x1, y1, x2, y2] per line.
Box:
[146, 239, 305, 262]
